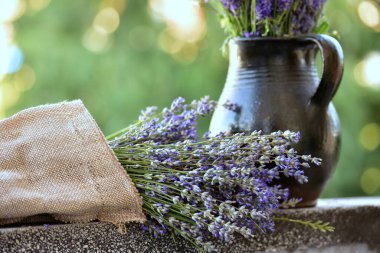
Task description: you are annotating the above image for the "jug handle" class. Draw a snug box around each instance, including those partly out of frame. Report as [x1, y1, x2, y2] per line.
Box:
[305, 34, 344, 107]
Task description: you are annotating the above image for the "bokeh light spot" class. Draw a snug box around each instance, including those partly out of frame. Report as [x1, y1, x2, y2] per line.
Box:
[27, 0, 51, 12]
[358, 1, 380, 29]
[93, 7, 120, 35]
[173, 43, 198, 64]
[359, 123, 380, 151]
[159, 29, 183, 54]
[354, 52, 380, 89]
[82, 28, 111, 53]
[148, 0, 206, 43]
[0, 24, 15, 45]
[7, 45, 24, 74]
[0, 0, 26, 23]
[14, 65, 36, 92]
[2, 83, 20, 109]
[0, 44, 15, 79]
[100, 0, 127, 14]
[360, 168, 380, 194]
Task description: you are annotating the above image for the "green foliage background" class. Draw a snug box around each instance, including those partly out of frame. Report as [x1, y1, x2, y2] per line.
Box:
[2, 0, 380, 197]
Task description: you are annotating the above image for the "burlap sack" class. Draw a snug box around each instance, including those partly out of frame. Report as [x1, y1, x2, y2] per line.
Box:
[0, 100, 146, 226]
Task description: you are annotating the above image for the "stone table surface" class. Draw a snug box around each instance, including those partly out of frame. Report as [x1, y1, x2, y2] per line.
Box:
[1, 197, 379, 253]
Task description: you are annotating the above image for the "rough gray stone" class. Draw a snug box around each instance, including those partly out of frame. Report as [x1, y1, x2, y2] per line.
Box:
[1, 197, 379, 253]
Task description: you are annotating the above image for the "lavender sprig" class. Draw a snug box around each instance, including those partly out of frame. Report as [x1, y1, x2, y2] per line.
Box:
[108, 97, 325, 252]
[204, 0, 328, 38]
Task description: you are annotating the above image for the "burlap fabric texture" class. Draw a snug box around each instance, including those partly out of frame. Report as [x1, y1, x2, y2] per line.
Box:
[0, 100, 146, 226]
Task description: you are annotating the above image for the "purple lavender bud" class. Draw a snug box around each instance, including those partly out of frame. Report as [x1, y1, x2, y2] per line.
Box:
[256, 0, 272, 20]
[170, 97, 186, 112]
[223, 100, 241, 113]
[291, 0, 326, 34]
[139, 106, 158, 121]
[277, 0, 294, 13]
[221, 0, 244, 15]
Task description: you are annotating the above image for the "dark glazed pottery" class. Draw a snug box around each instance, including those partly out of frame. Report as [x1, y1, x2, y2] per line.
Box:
[209, 35, 344, 207]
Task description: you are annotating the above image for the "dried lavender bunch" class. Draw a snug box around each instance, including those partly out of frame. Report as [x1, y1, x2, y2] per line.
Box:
[204, 0, 329, 38]
[107, 97, 333, 252]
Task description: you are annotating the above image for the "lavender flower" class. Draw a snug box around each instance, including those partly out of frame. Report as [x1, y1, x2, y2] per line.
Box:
[206, 0, 328, 37]
[277, 0, 294, 13]
[220, 0, 243, 15]
[222, 100, 240, 112]
[108, 97, 333, 252]
[291, 0, 327, 35]
[256, 0, 272, 20]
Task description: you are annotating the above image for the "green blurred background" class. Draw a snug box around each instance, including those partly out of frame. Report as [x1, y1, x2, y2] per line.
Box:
[0, 0, 379, 197]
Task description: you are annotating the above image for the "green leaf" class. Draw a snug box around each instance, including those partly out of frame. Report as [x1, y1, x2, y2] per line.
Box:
[314, 20, 330, 34]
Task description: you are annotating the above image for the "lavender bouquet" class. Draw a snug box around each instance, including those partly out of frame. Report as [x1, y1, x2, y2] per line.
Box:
[204, 0, 329, 37]
[107, 97, 333, 252]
